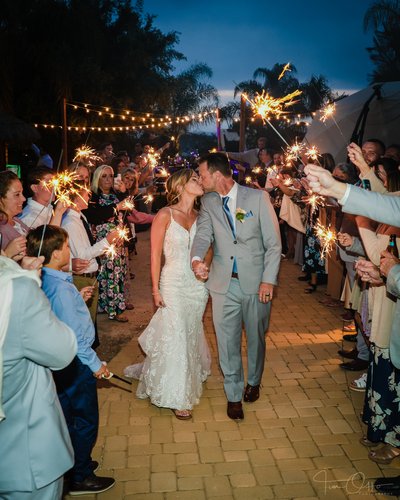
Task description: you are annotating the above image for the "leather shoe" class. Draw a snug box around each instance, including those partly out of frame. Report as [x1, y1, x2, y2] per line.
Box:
[69, 474, 115, 496]
[337, 348, 358, 360]
[343, 333, 357, 342]
[374, 475, 400, 496]
[90, 460, 99, 472]
[227, 401, 244, 420]
[243, 384, 260, 403]
[340, 358, 369, 371]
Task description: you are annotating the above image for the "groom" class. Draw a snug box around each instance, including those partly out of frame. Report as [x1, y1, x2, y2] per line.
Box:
[191, 152, 281, 420]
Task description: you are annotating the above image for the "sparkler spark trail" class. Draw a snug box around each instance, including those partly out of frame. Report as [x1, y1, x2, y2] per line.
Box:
[105, 243, 117, 260]
[304, 193, 325, 215]
[314, 220, 337, 259]
[320, 103, 336, 123]
[73, 145, 102, 167]
[278, 62, 291, 80]
[143, 194, 154, 205]
[122, 198, 135, 211]
[286, 140, 305, 161]
[305, 145, 320, 162]
[242, 89, 302, 122]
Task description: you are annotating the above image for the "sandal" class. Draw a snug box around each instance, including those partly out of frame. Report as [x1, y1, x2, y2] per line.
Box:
[108, 314, 129, 323]
[343, 322, 356, 332]
[304, 285, 317, 294]
[172, 409, 192, 420]
[368, 444, 400, 464]
[350, 373, 368, 392]
[359, 435, 379, 447]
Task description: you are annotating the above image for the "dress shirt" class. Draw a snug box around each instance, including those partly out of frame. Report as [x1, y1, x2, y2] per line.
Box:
[338, 184, 351, 206]
[41, 267, 101, 373]
[19, 198, 53, 228]
[62, 209, 109, 274]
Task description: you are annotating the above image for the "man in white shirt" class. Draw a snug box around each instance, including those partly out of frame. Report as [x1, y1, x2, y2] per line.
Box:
[61, 182, 120, 323]
[226, 136, 267, 168]
[19, 168, 66, 228]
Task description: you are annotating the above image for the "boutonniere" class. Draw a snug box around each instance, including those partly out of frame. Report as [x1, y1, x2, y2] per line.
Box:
[235, 208, 253, 223]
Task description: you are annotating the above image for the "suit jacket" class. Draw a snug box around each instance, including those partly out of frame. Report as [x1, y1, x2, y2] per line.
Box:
[192, 185, 281, 294]
[0, 278, 77, 492]
[343, 186, 400, 227]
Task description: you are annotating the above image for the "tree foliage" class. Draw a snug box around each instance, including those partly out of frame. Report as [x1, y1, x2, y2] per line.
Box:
[364, 0, 400, 82]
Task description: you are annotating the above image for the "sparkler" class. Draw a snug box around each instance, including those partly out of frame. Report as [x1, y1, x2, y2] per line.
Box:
[278, 62, 291, 80]
[143, 194, 154, 205]
[73, 145, 102, 167]
[318, 101, 346, 141]
[320, 103, 336, 123]
[305, 145, 320, 162]
[286, 140, 305, 162]
[304, 193, 325, 215]
[314, 220, 337, 259]
[116, 226, 130, 243]
[242, 89, 302, 123]
[245, 176, 252, 185]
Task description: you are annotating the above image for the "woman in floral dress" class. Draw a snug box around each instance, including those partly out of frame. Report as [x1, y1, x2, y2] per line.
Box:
[90, 165, 128, 322]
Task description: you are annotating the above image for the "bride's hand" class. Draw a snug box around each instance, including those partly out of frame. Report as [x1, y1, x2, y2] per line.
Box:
[152, 290, 166, 308]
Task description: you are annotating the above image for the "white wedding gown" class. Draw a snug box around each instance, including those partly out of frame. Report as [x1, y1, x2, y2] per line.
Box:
[125, 211, 211, 410]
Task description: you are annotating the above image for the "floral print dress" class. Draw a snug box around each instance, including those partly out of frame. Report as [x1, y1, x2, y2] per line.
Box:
[95, 192, 127, 318]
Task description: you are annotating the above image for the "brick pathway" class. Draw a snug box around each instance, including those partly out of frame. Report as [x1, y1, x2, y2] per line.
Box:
[65, 244, 400, 499]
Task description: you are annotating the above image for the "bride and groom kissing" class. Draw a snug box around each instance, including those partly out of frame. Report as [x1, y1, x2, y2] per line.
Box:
[124, 152, 282, 421]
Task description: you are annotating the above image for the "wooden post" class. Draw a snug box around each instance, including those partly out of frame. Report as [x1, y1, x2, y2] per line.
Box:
[239, 94, 246, 152]
[216, 108, 222, 151]
[61, 97, 68, 169]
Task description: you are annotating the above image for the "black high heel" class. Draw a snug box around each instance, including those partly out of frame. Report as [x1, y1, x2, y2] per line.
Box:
[304, 284, 317, 294]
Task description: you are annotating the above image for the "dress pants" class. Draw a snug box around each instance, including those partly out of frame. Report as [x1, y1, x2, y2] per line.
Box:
[54, 358, 99, 483]
[211, 278, 270, 402]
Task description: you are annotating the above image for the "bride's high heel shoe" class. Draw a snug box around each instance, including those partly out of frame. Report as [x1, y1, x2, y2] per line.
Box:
[172, 409, 192, 420]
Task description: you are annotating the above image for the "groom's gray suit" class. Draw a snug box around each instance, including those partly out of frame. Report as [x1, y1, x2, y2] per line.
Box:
[191, 182, 281, 402]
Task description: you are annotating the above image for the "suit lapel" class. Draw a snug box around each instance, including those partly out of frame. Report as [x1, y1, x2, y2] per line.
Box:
[236, 185, 249, 237]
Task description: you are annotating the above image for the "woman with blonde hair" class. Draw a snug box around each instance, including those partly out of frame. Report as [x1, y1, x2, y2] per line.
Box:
[124, 168, 211, 419]
[86, 165, 129, 322]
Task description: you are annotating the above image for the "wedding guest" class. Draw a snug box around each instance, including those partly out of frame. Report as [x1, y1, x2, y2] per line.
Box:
[384, 143, 400, 163]
[19, 168, 67, 228]
[97, 142, 114, 165]
[0, 171, 28, 256]
[0, 254, 77, 500]
[61, 181, 120, 323]
[26, 225, 115, 496]
[226, 136, 268, 168]
[89, 165, 128, 322]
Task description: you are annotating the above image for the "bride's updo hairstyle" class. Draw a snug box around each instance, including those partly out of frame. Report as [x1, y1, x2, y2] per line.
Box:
[166, 169, 195, 205]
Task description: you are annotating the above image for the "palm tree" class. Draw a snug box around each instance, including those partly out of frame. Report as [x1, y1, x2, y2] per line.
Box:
[363, 0, 400, 82]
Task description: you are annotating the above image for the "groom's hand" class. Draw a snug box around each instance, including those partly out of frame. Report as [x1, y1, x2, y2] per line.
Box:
[258, 282, 274, 303]
[192, 260, 209, 281]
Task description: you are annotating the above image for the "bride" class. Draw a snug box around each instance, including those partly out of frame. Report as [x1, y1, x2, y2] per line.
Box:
[124, 169, 211, 419]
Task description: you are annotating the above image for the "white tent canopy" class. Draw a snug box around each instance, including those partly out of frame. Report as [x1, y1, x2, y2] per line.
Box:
[305, 81, 400, 163]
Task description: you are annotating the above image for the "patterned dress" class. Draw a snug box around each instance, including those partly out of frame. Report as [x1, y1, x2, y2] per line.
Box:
[93, 192, 127, 318]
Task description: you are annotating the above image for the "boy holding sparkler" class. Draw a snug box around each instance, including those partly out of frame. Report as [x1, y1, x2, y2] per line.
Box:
[26, 225, 115, 496]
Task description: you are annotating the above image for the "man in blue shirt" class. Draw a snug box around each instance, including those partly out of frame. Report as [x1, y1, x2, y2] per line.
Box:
[26, 225, 115, 496]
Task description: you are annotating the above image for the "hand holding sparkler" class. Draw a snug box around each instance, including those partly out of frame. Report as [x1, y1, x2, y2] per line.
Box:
[80, 286, 95, 302]
[304, 165, 347, 200]
[337, 232, 354, 248]
[347, 143, 370, 175]
[355, 259, 384, 286]
[71, 258, 90, 273]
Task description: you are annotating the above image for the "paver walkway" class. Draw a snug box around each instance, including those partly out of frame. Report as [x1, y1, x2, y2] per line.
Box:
[65, 235, 400, 499]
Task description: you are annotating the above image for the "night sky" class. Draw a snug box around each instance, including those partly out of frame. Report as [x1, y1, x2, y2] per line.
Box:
[145, 0, 374, 104]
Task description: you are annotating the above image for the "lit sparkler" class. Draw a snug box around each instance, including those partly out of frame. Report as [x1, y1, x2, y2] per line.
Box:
[305, 145, 320, 162]
[283, 177, 293, 187]
[122, 198, 135, 211]
[242, 89, 302, 123]
[245, 176, 252, 185]
[143, 194, 154, 205]
[278, 62, 291, 80]
[304, 193, 325, 215]
[320, 103, 336, 123]
[105, 243, 117, 260]
[116, 226, 130, 242]
[286, 140, 305, 161]
[73, 145, 102, 167]
[314, 220, 337, 259]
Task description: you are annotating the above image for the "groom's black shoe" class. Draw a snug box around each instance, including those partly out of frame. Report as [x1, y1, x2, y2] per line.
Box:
[243, 384, 260, 403]
[227, 401, 244, 420]
[374, 475, 400, 496]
